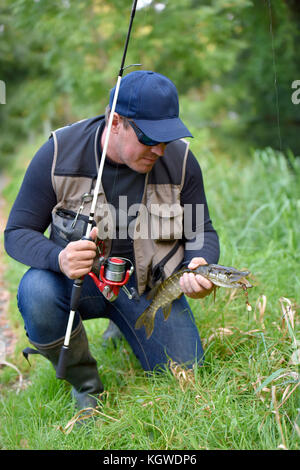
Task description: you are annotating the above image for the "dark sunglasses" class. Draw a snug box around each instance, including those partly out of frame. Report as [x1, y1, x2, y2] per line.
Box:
[128, 120, 163, 147]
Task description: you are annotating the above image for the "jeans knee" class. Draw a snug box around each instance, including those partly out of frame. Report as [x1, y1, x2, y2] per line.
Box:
[18, 268, 56, 315]
[17, 268, 71, 342]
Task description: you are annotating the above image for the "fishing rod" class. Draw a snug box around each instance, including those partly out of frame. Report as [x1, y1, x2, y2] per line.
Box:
[56, 0, 139, 380]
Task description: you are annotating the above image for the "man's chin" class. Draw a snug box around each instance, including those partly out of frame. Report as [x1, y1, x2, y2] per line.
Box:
[133, 161, 157, 173]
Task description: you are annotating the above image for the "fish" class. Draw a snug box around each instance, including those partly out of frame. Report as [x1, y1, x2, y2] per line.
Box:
[135, 264, 252, 339]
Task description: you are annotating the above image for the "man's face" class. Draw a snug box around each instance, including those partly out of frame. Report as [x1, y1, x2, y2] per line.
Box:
[110, 116, 167, 173]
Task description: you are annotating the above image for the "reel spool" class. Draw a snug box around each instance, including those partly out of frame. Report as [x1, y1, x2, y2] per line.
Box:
[104, 257, 127, 282]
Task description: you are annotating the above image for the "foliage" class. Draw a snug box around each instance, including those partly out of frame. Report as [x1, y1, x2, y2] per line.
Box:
[1, 0, 300, 168]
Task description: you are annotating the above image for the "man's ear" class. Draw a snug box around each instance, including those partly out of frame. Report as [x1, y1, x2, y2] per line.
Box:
[111, 112, 122, 134]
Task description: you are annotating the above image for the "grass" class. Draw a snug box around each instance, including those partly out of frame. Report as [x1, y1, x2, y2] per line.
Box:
[0, 134, 299, 450]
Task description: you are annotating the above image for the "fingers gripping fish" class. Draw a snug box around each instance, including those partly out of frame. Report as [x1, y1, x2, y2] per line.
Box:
[135, 264, 252, 339]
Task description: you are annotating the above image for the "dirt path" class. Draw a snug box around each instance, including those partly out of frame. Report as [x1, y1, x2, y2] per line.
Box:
[0, 174, 17, 358]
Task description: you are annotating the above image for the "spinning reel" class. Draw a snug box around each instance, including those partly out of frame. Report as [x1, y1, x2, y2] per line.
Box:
[88, 256, 136, 302]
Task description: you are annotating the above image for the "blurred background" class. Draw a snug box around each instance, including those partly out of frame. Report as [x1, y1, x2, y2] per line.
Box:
[0, 0, 299, 169]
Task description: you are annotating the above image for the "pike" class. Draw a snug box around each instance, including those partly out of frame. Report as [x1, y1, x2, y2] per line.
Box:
[135, 264, 253, 339]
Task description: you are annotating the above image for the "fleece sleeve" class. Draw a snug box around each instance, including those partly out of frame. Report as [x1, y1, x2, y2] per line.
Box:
[4, 138, 62, 272]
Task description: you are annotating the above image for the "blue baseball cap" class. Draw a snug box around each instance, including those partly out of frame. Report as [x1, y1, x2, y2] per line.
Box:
[109, 70, 193, 142]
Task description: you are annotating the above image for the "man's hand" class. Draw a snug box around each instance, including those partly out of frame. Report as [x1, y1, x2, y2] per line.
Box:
[179, 257, 214, 300]
[58, 227, 98, 279]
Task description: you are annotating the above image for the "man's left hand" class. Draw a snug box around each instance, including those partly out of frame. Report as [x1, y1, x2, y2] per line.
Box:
[179, 257, 214, 299]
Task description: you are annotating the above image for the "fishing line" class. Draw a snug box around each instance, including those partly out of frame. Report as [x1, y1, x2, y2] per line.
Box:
[266, 0, 282, 151]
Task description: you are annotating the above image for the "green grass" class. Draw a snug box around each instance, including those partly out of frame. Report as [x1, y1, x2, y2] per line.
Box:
[0, 135, 299, 450]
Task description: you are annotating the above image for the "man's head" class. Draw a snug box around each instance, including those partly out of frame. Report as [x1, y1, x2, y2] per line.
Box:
[104, 71, 192, 173]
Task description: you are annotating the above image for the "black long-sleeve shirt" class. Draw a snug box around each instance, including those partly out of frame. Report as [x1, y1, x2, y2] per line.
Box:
[4, 135, 220, 271]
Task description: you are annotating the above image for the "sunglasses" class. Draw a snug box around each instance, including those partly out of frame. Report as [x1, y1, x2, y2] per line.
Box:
[128, 120, 164, 147]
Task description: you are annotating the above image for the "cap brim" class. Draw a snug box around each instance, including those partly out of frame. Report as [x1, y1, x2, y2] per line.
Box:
[134, 117, 193, 142]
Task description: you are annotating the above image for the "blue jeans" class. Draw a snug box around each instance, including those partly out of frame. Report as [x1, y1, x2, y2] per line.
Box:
[17, 268, 204, 371]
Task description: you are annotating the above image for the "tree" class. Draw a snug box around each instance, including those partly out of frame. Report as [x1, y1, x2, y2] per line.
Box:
[0, 0, 299, 168]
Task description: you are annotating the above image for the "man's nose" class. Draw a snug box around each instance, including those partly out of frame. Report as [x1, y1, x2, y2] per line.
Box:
[150, 143, 166, 156]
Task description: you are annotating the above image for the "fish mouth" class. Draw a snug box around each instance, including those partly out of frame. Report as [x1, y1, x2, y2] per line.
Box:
[240, 278, 252, 288]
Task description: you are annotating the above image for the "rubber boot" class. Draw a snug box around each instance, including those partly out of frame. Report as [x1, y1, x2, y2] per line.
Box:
[102, 319, 123, 345]
[24, 321, 103, 411]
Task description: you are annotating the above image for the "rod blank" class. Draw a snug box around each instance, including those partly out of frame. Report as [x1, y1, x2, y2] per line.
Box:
[56, 0, 139, 380]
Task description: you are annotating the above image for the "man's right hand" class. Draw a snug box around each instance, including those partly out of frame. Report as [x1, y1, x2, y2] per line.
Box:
[58, 226, 98, 279]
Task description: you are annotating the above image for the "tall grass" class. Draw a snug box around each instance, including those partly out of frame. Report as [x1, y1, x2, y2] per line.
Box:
[0, 137, 299, 450]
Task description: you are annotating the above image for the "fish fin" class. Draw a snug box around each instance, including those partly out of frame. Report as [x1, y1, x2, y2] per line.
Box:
[135, 305, 156, 339]
[162, 303, 173, 321]
[162, 292, 183, 320]
[213, 286, 217, 302]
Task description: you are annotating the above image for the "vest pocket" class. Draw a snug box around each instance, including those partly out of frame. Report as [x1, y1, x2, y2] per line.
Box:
[146, 188, 183, 241]
[50, 208, 96, 247]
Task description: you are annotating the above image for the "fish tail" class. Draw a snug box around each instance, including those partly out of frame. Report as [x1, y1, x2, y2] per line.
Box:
[135, 305, 157, 339]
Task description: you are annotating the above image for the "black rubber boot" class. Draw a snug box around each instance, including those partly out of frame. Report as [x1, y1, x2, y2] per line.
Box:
[26, 321, 103, 411]
[102, 319, 123, 345]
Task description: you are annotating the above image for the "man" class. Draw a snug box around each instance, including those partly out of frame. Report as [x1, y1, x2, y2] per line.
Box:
[4, 71, 220, 411]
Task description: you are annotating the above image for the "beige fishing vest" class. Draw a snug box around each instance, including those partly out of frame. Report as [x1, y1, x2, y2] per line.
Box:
[50, 116, 189, 295]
